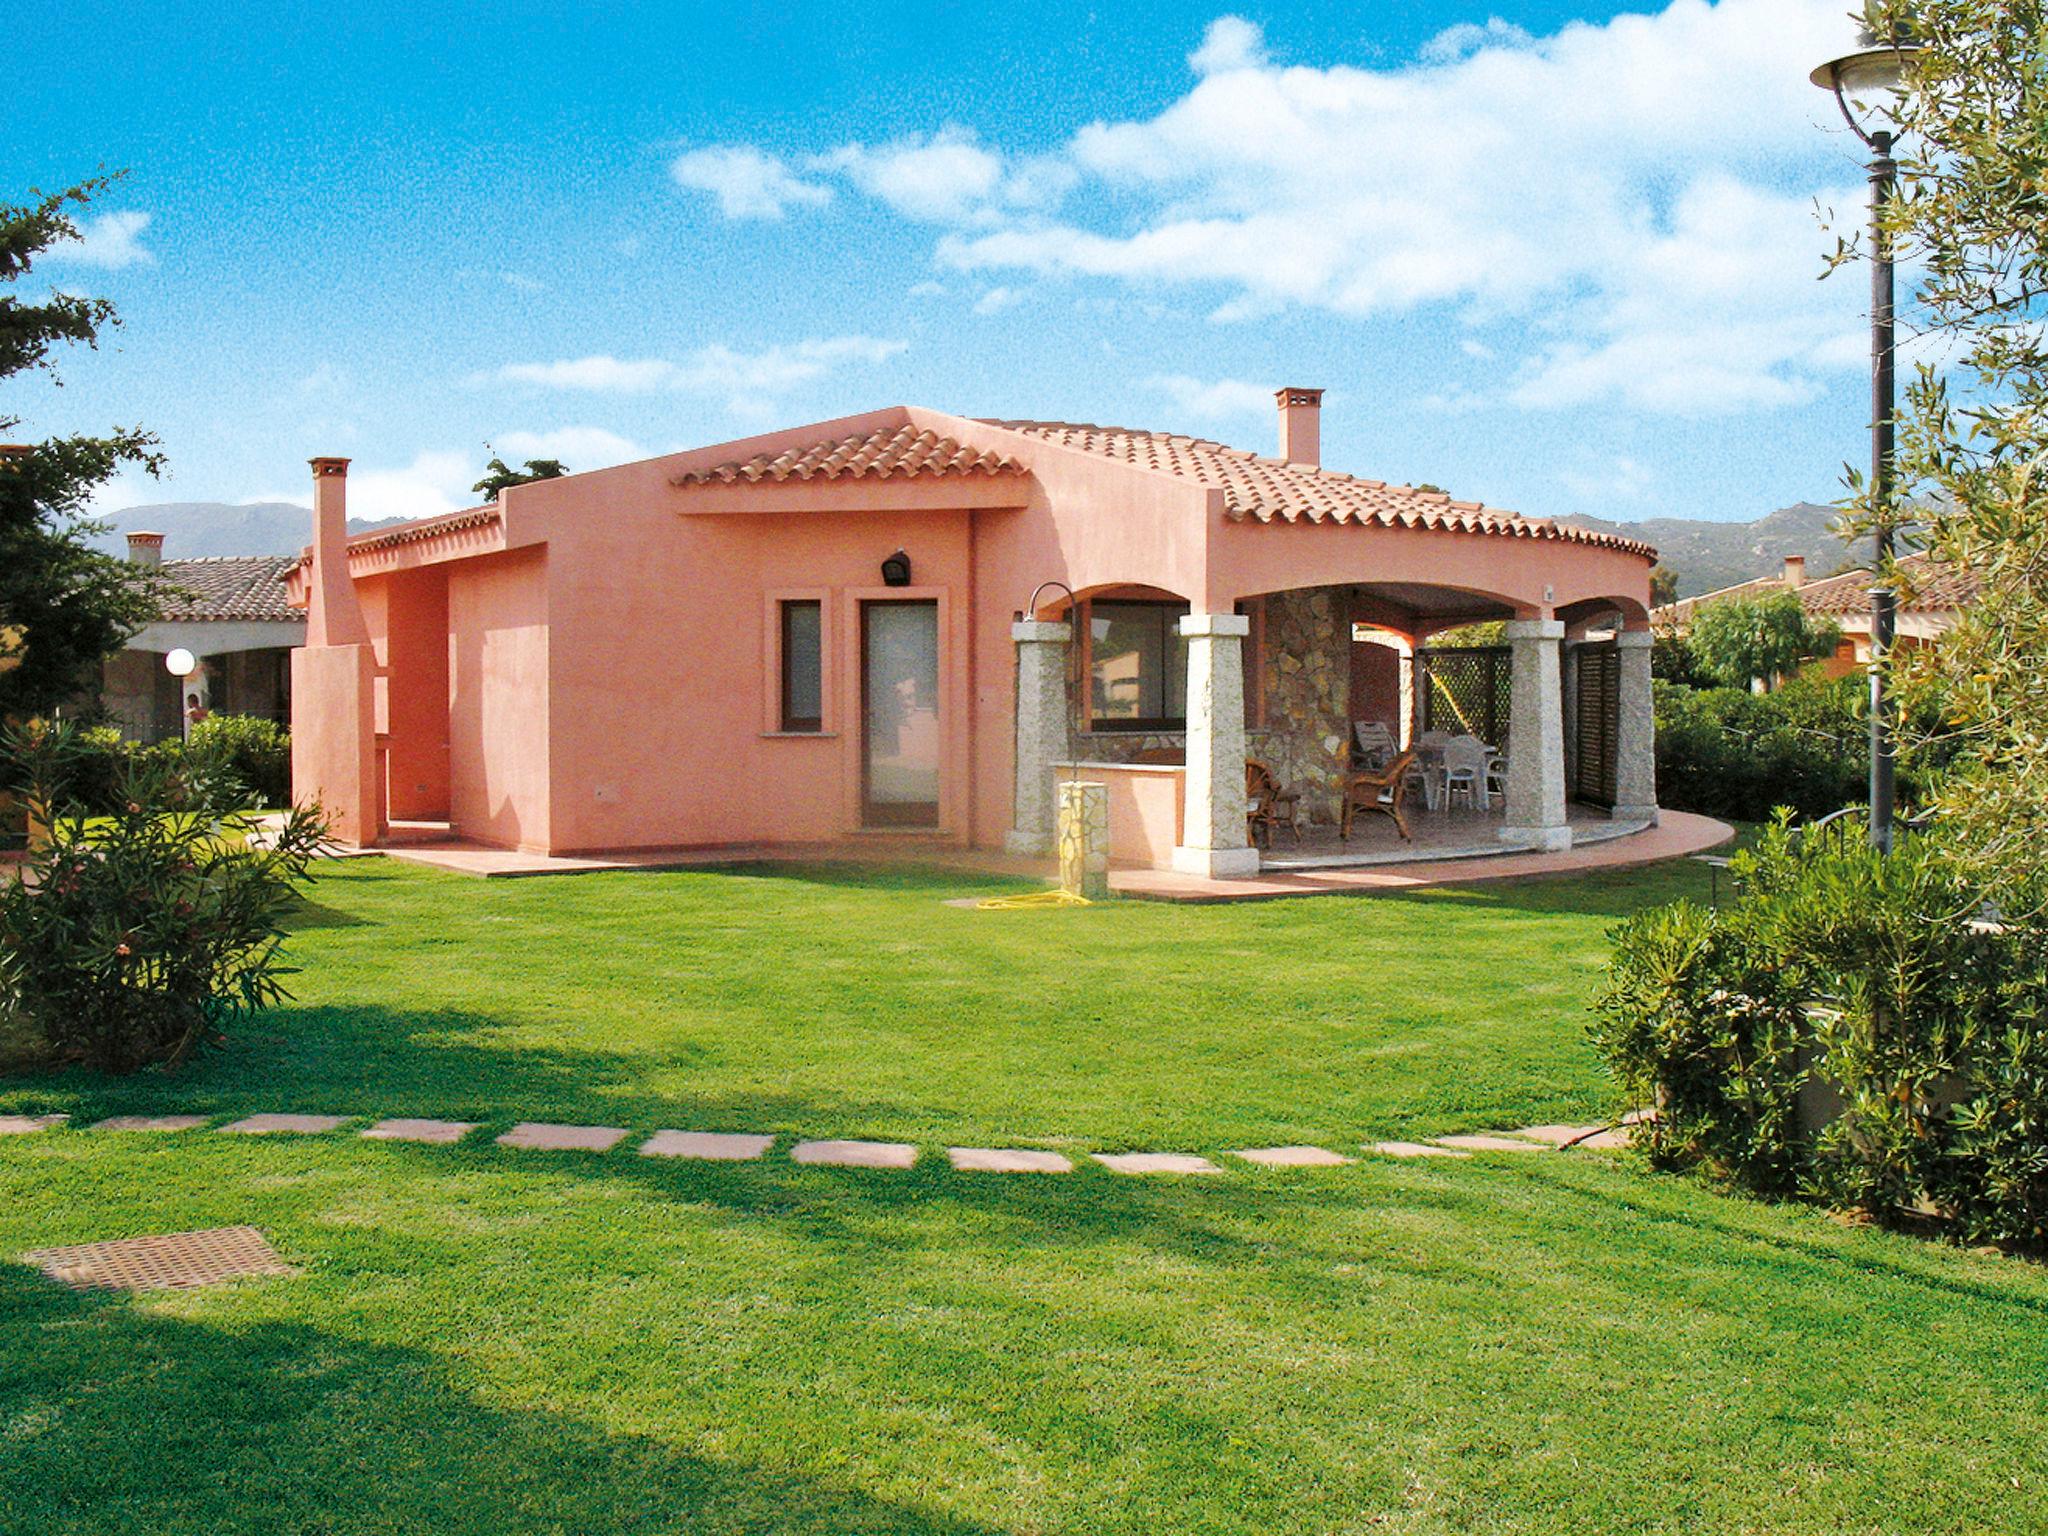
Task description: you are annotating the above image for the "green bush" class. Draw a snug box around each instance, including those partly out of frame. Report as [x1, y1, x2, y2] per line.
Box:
[1593, 815, 2048, 1249]
[1653, 673, 1870, 821]
[0, 720, 326, 1073]
[188, 713, 291, 808]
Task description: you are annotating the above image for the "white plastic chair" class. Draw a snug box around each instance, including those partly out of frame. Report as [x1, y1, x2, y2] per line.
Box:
[1484, 750, 1509, 808]
[1442, 735, 1490, 812]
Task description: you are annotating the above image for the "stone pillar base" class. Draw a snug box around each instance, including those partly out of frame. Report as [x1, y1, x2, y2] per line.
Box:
[1172, 844, 1262, 878]
[1004, 827, 1051, 856]
[1501, 825, 1573, 852]
[1610, 804, 1660, 827]
[1058, 781, 1110, 900]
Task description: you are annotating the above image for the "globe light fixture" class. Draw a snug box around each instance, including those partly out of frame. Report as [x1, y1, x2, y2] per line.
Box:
[165, 647, 197, 678]
[1811, 23, 1921, 853]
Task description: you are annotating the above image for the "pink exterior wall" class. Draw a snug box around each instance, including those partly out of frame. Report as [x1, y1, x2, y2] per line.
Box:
[1057, 763, 1184, 869]
[447, 548, 550, 850]
[294, 403, 1651, 859]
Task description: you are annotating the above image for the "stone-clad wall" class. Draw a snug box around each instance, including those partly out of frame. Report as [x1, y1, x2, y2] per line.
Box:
[1257, 588, 1353, 824]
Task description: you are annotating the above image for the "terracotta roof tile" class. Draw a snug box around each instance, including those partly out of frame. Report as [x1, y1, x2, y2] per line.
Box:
[1797, 552, 1979, 617]
[983, 420, 1658, 558]
[154, 556, 303, 624]
[1654, 552, 1978, 626]
[677, 424, 1027, 486]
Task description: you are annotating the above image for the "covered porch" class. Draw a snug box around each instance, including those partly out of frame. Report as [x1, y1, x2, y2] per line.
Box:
[1008, 573, 1658, 878]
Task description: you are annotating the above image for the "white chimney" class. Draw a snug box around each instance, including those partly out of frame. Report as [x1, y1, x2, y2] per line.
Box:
[1275, 386, 1323, 467]
[126, 530, 165, 568]
[1782, 555, 1806, 588]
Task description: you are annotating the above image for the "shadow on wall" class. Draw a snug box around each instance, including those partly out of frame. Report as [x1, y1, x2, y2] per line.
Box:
[0, 1263, 1007, 1535]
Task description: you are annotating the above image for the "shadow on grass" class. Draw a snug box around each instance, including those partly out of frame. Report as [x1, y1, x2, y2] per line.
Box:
[0, 1264, 1006, 1536]
[693, 859, 1042, 897]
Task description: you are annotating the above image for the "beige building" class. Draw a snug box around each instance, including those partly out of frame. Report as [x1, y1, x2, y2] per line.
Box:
[101, 531, 303, 741]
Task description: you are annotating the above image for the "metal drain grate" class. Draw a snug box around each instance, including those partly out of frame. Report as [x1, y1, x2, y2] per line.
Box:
[23, 1225, 295, 1293]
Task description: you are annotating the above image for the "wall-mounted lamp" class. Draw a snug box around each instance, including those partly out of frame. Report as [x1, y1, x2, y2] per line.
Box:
[881, 549, 912, 588]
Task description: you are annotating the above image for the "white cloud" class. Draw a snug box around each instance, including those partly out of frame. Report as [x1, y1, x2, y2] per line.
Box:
[810, 129, 1007, 224]
[1419, 18, 1534, 66]
[489, 355, 679, 392]
[668, 336, 907, 408]
[347, 450, 477, 521]
[482, 337, 907, 414]
[49, 211, 154, 269]
[1190, 16, 1267, 76]
[499, 271, 544, 294]
[670, 145, 832, 219]
[973, 286, 1025, 315]
[492, 426, 646, 469]
[916, 0, 1864, 413]
[1147, 373, 1271, 419]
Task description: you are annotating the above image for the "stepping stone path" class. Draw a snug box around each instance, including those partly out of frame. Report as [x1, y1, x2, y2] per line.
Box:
[1369, 1141, 1471, 1159]
[0, 1114, 68, 1135]
[1235, 1146, 1352, 1168]
[94, 1115, 209, 1132]
[1093, 1152, 1219, 1176]
[219, 1113, 349, 1136]
[948, 1147, 1072, 1174]
[497, 1122, 628, 1153]
[641, 1130, 774, 1161]
[362, 1118, 479, 1144]
[12, 1107, 1648, 1181]
[791, 1139, 917, 1169]
[1435, 1133, 1552, 1153]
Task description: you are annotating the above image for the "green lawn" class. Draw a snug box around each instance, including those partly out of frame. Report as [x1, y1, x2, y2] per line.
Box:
[3, 855, 2046, 1534]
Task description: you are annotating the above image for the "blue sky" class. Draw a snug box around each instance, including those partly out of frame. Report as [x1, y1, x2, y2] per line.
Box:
[9, 0, 1882, 526]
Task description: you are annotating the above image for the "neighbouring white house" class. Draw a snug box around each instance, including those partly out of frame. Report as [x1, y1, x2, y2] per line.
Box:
[100, 530, 303, 741]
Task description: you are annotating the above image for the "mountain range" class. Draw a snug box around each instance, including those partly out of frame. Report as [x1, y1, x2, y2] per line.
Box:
[92, 497, 1866, 599]
[1561, 501, 1870, 597]
[84, 501, 409, 561]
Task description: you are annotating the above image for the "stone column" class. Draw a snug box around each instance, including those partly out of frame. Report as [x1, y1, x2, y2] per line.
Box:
[1005, 619, 1071, 855]
[1611, 628, 1659, 825]
[1057, 780, 1109, 899]
[1500, 618, 1571, 851]
[1173, 612, 1260, 878]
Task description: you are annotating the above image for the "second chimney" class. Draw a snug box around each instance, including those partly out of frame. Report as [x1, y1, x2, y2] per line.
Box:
[126, 530, 165, 568]
[1782, 555, 1806, 588]
[1276, 386, 1324, 467]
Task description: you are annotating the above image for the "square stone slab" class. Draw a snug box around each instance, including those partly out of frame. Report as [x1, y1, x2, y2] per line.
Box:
[1367, 1141, 1471, 1159]
[1509, 1124, 1608, 1148]
[361, 1118, 479, 1145]
[0, 1114, 68, 1135]
[24, 1225, 293, 1292]
[497, 1122, 628, 1153]
[790, 1139, 917, 1169]
[1093, 1152, 1220, 1176]
[1435, 1134, 1551, 1153]
[93, 1115, 209, 1132]
[1234, 1145, 1352, 1168]
[641, 1130, 774, 1161]
[218, 1113, 349, 1136]
[948, 1147, 1073, 1174]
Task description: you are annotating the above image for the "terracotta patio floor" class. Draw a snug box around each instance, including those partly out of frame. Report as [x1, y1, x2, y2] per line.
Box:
[362, 809, 1730, 900]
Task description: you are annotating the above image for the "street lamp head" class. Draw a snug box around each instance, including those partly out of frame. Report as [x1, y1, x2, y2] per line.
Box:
[1811, 25, 1922, 145]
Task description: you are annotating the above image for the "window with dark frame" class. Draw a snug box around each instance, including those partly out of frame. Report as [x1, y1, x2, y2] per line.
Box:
[780, 599, 823, 732]
[1088, 600, 1189, 730]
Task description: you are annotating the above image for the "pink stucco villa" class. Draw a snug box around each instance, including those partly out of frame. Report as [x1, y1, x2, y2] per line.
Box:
[289, 389, 1658, 877]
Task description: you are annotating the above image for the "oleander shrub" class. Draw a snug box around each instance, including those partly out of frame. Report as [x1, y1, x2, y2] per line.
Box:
[1593, 814, 2048, 1249]
[0, 719, 326, 1073]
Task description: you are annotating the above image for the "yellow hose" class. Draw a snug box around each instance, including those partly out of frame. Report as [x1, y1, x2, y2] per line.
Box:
[975, 888, 1094, 911]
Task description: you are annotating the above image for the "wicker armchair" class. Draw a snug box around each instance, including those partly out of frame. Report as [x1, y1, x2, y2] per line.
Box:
[1246, 759, 1302, 848]
[1339, 748, 1417, 842]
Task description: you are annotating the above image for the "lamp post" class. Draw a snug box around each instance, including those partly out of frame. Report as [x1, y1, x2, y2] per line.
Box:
[1812, 27, 1921, 854]
[165, 647, 198, 741]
